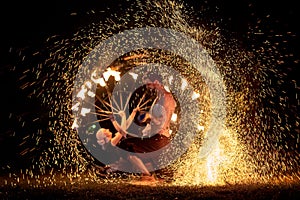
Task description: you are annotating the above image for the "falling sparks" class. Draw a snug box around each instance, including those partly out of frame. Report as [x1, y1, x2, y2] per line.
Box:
[4, 0, 299, 189]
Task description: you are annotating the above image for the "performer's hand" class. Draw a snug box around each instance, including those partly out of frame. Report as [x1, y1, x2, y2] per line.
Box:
[153, 80, 165, 90]
[118, 110, 126, 117]
[147, 80, 164, 91]
[108, 114, 115, 121]
[119, 129, 127, 137]
[133, 107, 140, 113]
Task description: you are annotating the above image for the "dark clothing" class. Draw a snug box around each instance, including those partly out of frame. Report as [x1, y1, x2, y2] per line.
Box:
[100, 142, 122, 164]
[118, 134, 170, 165]
[119, 134, 170, 153]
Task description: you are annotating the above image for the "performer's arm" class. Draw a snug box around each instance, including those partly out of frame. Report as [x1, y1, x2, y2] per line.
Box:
[125, 107, 139, 129]
[116, 109, 137, 131]
[118, 110, 127, 130]
[109, 114, 127, 137]
[111, 132, 123, 146]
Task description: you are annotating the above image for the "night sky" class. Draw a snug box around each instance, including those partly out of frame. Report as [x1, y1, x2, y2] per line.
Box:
[1, 0, 299, 50]
[0, 0, 299, 171]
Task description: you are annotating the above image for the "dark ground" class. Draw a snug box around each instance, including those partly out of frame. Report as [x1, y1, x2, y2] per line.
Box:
[1, 183, 300, 200]
[0, 0, 299, 199]
[0, 174, 300, 200]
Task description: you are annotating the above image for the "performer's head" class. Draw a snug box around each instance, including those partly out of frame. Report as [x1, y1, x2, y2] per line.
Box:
[142, 71, 163, 87]
[150, 104, 166, 125]
[96, 128, 112, 149]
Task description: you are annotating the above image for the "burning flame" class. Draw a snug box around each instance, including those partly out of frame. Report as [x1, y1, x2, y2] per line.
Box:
[103, 67, 121, 82]
[71, 118, 79, 129]
[171, 113, 178, 122]
[181, 78, 188, 90]
[76, 86, 87, 99]
[80, 108, 91, 116]
[129, 72, 138, 80]
[192, 91, 200, 100]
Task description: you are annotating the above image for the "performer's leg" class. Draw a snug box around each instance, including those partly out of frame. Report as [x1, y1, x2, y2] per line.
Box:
[128, 155, 152, 176]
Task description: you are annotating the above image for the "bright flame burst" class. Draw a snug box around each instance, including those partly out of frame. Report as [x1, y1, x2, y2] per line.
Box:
[5, 0, 299, 188]
[172, 128, 256, 186]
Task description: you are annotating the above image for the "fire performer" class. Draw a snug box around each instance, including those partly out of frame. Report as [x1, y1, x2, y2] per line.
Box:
[96, 107, 156, 182]
[117, 72, 177, 183]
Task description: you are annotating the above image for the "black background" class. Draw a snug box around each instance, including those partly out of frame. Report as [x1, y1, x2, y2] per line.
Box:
[0, 0, 299, 50]
[0, 0, 299, 170]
